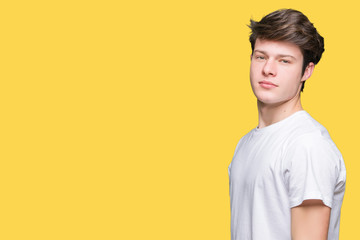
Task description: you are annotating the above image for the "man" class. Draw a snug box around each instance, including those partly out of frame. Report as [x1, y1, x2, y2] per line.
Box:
[228, 9, 346, 240]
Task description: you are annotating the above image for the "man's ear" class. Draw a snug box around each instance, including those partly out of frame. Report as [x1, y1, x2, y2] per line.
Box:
[301, 62, 315, 82]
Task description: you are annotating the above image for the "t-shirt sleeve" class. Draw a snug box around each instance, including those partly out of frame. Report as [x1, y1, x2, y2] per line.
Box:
[228, 138, 242, 178]
[228, 139, 241, 195]
[283, 133, 343, 209]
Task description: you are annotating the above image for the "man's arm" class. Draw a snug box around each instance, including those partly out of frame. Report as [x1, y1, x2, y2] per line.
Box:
[291, 199, 331, 240]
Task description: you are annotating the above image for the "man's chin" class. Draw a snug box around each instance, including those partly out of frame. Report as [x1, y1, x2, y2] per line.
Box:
[257, 99, 286, 108]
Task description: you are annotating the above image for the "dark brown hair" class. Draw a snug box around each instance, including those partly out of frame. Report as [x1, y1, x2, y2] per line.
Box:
[249, 9, 325, 92]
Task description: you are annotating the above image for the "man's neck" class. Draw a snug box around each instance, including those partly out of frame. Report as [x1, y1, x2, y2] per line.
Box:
[257, 96, 303, 129]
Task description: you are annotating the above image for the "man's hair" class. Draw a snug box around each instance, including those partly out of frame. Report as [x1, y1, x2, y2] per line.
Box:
[248, 9, 325, 92]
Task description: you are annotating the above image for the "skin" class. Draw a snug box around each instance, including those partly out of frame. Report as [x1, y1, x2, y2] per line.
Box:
[250, 39, 314, 129]
[250, 39, 331, 240]
[291, 200, 331, 240]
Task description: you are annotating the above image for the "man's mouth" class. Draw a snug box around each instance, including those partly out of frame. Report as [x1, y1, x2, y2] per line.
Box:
[259, 80, 278, 88]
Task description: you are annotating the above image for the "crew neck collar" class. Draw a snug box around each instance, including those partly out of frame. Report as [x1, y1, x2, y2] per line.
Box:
[253, 110, 307, 134]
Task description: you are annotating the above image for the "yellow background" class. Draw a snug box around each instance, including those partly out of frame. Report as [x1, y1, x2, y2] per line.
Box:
[0, 0, 358, 239]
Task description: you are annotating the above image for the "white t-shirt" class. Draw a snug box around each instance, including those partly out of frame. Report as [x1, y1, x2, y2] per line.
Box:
[228, 110, 346, 240]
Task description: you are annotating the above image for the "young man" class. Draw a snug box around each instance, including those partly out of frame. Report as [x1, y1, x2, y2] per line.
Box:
[228, 9, 346, 240]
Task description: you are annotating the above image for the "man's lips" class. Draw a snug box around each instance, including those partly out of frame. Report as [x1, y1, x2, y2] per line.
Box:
[259, 80, 278, 88]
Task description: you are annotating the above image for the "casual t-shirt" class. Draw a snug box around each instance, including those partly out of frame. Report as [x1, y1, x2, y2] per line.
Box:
[228, 110, 346, 240]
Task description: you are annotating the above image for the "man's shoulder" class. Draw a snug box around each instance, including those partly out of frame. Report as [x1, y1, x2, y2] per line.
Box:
[285, 111, 332, 141]
[280, 111, 342, 155]
[285, 120, 341, 159]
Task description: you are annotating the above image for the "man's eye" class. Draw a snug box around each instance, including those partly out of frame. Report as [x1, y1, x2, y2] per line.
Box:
[280, 59, 290, 63]
[256, 56, 265, 60]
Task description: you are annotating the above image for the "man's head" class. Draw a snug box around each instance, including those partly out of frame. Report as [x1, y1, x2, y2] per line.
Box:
[249, 9, 324, 92]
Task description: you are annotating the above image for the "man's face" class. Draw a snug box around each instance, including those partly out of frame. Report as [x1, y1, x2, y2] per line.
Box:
[250, 39, 311, 106]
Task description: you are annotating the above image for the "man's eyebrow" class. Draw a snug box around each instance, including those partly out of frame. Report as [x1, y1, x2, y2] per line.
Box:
[277, 54, 296, 60]
[253, 50, 267, 55]
[253, 50, 297, 60]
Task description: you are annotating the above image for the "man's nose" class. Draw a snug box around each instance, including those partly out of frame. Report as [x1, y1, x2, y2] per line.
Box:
[263, 60, 277, 76]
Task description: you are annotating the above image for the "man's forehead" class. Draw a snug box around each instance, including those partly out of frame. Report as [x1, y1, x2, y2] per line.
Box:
[254, 39, 303, 58]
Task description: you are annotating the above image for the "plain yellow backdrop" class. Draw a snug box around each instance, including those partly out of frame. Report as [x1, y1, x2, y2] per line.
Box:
[0, 0, 358, 239]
